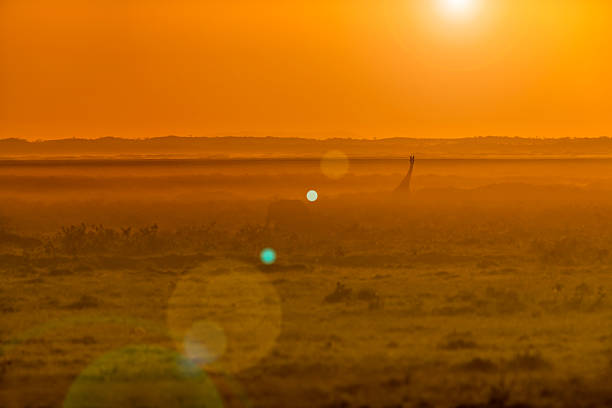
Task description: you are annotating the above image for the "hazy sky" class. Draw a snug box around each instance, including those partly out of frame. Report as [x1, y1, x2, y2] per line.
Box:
[1, 0, 611, 140]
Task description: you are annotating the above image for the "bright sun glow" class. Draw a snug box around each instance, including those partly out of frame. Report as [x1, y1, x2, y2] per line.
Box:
[440, 0, 477, 19]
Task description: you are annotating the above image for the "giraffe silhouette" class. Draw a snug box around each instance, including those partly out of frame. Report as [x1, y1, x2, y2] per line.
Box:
[394, 154, 415, 194]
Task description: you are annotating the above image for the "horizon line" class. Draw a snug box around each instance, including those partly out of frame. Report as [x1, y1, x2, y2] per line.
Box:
[2, 135, 612, 143]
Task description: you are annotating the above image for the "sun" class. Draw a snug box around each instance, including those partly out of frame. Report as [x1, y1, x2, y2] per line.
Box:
[439, 0, 477, 19]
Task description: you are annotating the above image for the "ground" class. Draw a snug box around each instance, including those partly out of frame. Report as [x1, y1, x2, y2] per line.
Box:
[2, 159, 612, 407]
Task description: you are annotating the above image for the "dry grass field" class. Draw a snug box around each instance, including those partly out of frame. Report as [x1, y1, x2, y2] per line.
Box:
[2, 158, 612, 407]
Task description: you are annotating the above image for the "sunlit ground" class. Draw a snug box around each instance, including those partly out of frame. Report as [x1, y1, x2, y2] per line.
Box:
[2, 158, 612, 407]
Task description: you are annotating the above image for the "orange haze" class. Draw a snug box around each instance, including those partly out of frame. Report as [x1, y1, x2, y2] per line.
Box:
[1, 0, 611, 140]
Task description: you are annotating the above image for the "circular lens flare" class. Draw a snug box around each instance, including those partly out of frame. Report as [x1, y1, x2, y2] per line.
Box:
[184, 321, 227, 366]
[166, 260, 282, 374]
[64, 346, 223, 408]
[320, 150, 349, 180]
[260, 248, 276, 265]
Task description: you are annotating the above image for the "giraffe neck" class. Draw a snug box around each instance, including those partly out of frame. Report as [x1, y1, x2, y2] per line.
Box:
[406, 164, 414, 186]
[395, 162, 414, 193]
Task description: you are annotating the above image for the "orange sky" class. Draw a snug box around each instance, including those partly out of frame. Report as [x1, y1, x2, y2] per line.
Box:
[1, 0, 611, 140]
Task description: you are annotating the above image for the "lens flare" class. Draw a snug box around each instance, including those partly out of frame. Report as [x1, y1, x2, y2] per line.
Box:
[63, 346, 223, 408]
[184, 321, 227, 366]
[320, 150, 349, 180]
[306, 190, 318, 202]
[260, 248, 276, 265]
[166, 260, 282, 374]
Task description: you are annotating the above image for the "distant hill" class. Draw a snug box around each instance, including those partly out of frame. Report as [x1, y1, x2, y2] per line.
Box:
[2, 136, 612, 159]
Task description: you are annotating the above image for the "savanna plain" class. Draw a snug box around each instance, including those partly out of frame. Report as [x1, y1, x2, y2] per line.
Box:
[2, 156, 612, 408]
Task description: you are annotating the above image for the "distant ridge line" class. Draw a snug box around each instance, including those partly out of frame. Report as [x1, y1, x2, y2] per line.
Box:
[3, 135, 612, 142]
[1, 136, 612, 159]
